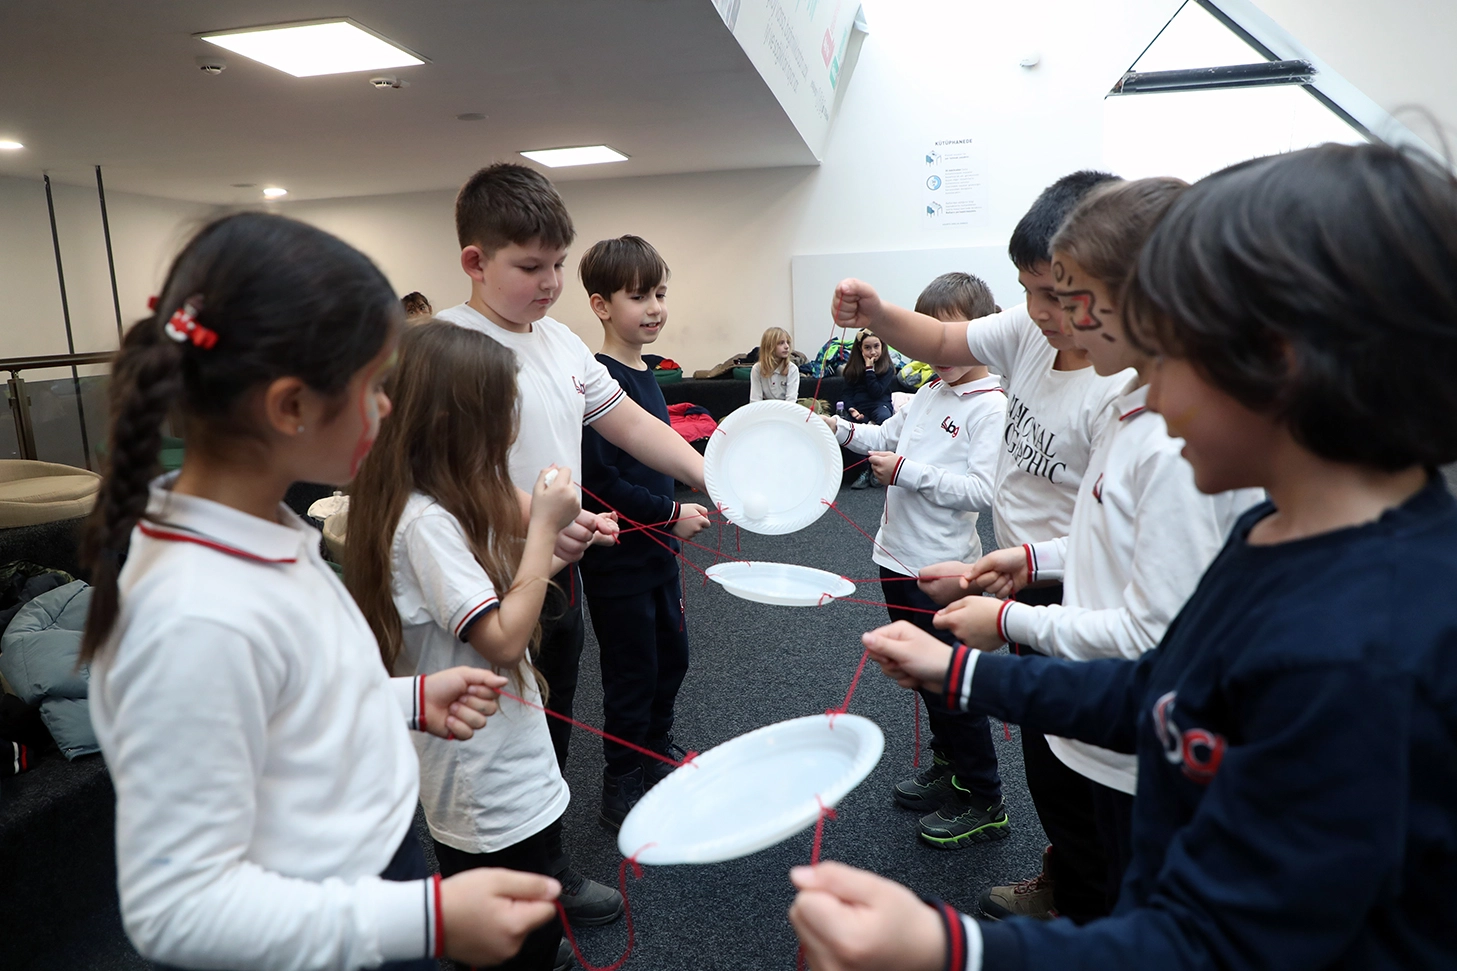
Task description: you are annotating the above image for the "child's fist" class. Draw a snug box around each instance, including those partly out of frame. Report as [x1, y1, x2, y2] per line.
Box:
[789, 862, 946, 971]
[868, 451, 899, 485]
[833, 279, 881, 332]
[531, 465, 582, 531]
[421, 667, 507, 740]
[860, 621, 953, 692]
[440, 868, 560, 966]
[917, 561, 976, 605]
[967, 547, 1028, 599]
[672, 503, 711, 539]
[933, 595, 1009, 652]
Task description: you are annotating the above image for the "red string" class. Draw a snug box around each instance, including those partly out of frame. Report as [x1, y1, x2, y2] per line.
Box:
[796, 798, 840, 971]
[815, 594, 940, 615]
[805, 295, 846, 421]
[826, 647, 872, 726]
[557, 845, 651, 971]
[1004, 721, 1012, 742]
[736, 525, 741, 553]
[496, 686, 697, 771]
[819, 499, 917, 577]
[913, 692, 922, 768]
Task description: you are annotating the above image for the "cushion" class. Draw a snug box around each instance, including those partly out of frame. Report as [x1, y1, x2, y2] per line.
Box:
[323, 510, 348, 564]
[0, 581, 97, 758]
[0, 461, 100, 528]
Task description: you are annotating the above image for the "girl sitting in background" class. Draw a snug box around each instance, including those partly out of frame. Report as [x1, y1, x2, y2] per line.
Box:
[750, 326, 800, 402]
[842, 328, 896, 424]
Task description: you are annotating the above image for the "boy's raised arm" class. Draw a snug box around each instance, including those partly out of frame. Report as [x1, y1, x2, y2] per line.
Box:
[834, 279, 984, 367]
[591, 397, 707, 493]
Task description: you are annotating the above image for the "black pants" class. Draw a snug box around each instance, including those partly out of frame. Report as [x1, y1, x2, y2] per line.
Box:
[881, 567, 1002, 806]
[536, 566, 586, 770]
[584, 574, 689, 775]
[1011, 582, 1116, 923]
[152, 831, 438, 971]
[433, 820, 566, 971]
[1091, 780, 1135, 912]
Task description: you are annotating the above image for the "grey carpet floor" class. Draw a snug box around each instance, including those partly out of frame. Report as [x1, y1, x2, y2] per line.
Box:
[47, 483, 1044, 970]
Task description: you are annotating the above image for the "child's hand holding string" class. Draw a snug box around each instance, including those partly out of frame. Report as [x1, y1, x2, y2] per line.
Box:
[867, 451, 899, 485]
[441, 867, 561, 966]
[832, 279, 882, 333]
[531, 465, 582, 532]
[789, 861, 946, 971]
[916, 561, 976, 605]
[672, 502, 711, 539]
[966, 547, 1028, 599]
[861, 621, 953, 693]
[935, 595, 1009, 652]
[422, 667, 508, 740]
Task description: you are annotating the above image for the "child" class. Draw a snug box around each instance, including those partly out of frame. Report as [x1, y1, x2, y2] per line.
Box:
[835, 172, 1132, 922]
[348, 321, 609, 971]
[825, 271, 1009, 850]
[435, 164, 706, 924]
[793, 142, 1457, 971]
[576, 236, 712, 828]
[750, 326, 800, 402]
[82, 212, 559, 970]
[943, 178, 1261, 906]
[841, 328, 896, 424]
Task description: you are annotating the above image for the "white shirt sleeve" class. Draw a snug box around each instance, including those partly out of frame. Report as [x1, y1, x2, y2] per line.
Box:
[833, 408, 905, 454]
[387, 675, 427, 731]
[785, 367, 800, 401]
[401, 513, 500, 641]
[749, 367, 764, 401]
[106, 617, 433, 970]
[578, 343, 627, 425]
[893, 405, 1002, 513]
[999, 445, 1230, 661]
[962, 307, 1029, 377]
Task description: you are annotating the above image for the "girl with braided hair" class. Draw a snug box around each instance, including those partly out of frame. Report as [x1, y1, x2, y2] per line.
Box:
[81, 211, 562, 971]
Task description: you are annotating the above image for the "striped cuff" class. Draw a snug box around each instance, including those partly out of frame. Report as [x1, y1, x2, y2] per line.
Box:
[583, 386, 626, 424]
[428, 874, 444, 958]
[1027, 539, 1065, 581]
[837, 422, 855, 446]
[941, 643, 980, 712]
[889, 455, 907, 486]
[1022, 544, 1035, 584]
[410, 675, 425, 732]
[993, 599, 1016, 645]
[919, 896, 983, 971]
[453, 595, 501, 640]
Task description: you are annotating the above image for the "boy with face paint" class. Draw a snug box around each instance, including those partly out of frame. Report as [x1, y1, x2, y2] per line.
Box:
[833, 172, 1136, 921]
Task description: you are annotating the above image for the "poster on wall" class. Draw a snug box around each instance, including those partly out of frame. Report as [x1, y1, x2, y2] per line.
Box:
[923, 138, 989, 229]
[717, 0, 866, 160]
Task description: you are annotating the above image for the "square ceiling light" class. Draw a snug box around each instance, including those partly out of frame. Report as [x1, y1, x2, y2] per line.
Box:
[520, 145, 630, 168]
[200, 20, 426, 78]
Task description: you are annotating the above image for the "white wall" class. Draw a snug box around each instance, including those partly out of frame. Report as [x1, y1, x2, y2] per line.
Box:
[284, 0, 1183, 370]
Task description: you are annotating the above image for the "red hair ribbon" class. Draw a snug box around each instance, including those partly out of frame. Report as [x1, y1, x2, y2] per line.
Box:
[163, 298, 218, 350]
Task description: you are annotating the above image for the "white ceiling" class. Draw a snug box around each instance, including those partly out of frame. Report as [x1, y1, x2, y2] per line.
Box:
[0, 0, 816, 203]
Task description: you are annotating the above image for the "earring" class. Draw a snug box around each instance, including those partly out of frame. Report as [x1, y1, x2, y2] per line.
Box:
[296, 425, 305, 433]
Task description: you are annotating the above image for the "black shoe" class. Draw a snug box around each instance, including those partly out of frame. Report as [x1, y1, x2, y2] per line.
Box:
[917, 777, 1011, 850]
[891, 752, 955, 812]
[850, 469, 875, 490]
[600, 765, 647, 832]
[554, 937, 575, 970]
[642, 736, 689, 789]
[557, 867, 625, 927]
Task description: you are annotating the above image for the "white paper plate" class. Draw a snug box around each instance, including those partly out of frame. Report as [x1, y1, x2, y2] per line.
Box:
[705, 561, 854, 607]
[704, 400, 842, 535]
[617, 713, 884, 865]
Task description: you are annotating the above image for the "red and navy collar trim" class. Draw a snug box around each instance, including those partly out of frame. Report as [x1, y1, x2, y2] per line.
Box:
[138, 520, 298, 564]
[1119, 404, 1148, 421]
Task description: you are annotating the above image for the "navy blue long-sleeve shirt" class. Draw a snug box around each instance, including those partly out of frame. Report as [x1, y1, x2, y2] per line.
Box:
[580, 355, 681, 597]
[943, 475, 1457, 970]
[842, 365, 896, 416]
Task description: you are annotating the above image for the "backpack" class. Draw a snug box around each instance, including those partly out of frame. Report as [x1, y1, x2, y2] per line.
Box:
[804, 336, 855, 378]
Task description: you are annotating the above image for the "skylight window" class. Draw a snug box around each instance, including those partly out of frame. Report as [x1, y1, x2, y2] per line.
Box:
[200, 20, 425, 78]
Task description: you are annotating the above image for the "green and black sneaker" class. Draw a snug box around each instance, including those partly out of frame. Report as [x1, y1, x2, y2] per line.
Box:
[892, 751, 957, 812]
[917, 777, 1011, 850]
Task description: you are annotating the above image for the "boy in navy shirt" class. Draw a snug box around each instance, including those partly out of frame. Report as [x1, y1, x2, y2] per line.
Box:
[789, 143, 1457, 970]
[577, 236, 711, 829]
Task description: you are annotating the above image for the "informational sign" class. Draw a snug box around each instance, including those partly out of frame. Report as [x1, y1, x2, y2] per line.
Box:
[715, 0, 866, 160]
[923, 138, 989, 229]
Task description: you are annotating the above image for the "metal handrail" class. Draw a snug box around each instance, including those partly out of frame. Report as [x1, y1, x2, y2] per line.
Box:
[3, 350, 114, 466]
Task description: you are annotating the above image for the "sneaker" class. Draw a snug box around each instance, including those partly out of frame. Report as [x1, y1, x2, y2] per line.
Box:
[978, 845, 1057, 921]
[642, 736, 689, 789]
[850, 469, 875, 490]
[554, 937, 575, 971]
[891, 752, 956, 812]
[557, 868, 625, 927]
[916, 777, 1011, 849]
[600, 765, 647, 832]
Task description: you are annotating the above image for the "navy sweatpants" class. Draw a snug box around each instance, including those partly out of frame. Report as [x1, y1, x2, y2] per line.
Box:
[584, 573, 690, 775]
[880, 567, 1003, 806]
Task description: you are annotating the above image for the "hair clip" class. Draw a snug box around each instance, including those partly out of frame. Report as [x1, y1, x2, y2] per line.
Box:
[163, 297, 218, 350]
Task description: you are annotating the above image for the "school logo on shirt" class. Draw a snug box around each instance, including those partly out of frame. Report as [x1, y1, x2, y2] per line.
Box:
[1153, 691, 1227, 785]
[572, 377, 586, 396]
[1003, 393, 1068, 483]
[940, 416, 961, 439]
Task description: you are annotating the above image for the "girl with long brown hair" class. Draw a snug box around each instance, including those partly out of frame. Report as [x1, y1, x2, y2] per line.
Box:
[347, 321, 613, 971]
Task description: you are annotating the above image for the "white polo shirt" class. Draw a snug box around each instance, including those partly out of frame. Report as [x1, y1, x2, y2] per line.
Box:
[392, 492, 570, 853]
[997, 382, 1264, 792]
[89, 477, 439, 970]
[436, 304, 625, 491]
[836, 374, 1005, 575]
[964, 305, 1131, 550]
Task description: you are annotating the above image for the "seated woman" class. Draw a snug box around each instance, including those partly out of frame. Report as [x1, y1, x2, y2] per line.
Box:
[842, 329, 896, 424]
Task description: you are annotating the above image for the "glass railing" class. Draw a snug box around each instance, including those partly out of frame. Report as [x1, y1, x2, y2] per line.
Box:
[1, 352, 114, 471]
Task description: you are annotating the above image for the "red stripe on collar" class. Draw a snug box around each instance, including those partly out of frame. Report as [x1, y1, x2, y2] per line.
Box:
[137, 522, 298, 564]
[1119, 405, 1148, 421]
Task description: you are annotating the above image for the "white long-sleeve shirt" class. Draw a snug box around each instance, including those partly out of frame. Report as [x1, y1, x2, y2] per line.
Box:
[835, 374, 1006, 575]
[89, 478, 439, 970]
[995, 382, 1263, 793]
[748, 361, 800, 402]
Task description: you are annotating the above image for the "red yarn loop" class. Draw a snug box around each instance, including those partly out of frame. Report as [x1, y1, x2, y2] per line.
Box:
[557, 844, 653, 971]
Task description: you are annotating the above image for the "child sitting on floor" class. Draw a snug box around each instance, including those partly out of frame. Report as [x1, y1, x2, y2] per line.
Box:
[825, 271, 1009, 851]
[750, 326, 800, 402]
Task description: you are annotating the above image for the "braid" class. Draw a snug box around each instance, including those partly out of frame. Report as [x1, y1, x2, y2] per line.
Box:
[80, 320, 184, 661]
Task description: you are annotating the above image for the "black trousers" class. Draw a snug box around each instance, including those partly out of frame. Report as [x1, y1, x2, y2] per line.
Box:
[536, 566, 586, 770]
[583, 573, 689, 775]
[880, 567, 1002, 806]
[433, 819, 566, 971]
[1011, 582, 1121, 923]
[151, 830, 438, 971]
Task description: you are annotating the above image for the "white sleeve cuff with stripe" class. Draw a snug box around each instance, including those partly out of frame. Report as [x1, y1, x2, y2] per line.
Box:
[582, 386, 626, 425]
[388, 676, 429, 732]
[1023, 539, 1066, 583]
[997, 601, 1041, 651]
[450, 593, 501, 641]
[356, 874, 443, 963]
[835, 421, 855, 447]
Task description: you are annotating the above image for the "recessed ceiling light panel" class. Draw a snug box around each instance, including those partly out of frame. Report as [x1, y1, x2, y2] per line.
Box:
[263, 187, 288, 198]
[520, 145, 630, 168]
[0, 140, 24, 151]
[200, 20, 426, 78]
